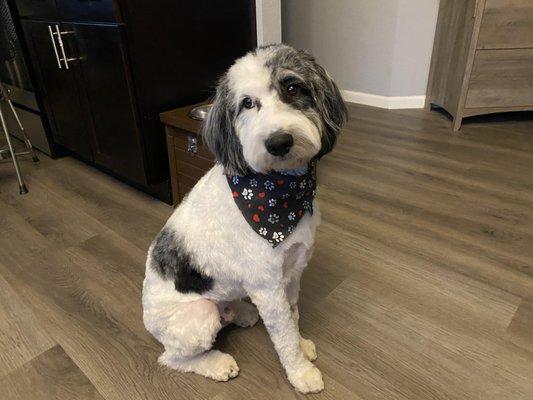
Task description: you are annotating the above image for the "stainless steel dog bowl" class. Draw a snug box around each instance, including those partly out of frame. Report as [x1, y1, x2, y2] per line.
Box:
[188, 104, 212, 120]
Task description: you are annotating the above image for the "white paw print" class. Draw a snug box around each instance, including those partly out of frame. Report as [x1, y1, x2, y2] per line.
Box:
[303, 200, 311, 210]
[242, 188, 253, 200]
[300, 179, 307, 189]
[288, 212, 296, 221]
[272, 232, 285, 242]
[249, 178, 258, 187]
[289, 181, 297, 189]
[268, 198, 277, 207]
[268, 213, 279, 224]
[282, 193, 291, 199]
[264, 180, 275, 191]
[296, 192, 304, 200]
[258, 227, 268, 236]
[232, 176, 239, 185]
[288, 225, 295, 233]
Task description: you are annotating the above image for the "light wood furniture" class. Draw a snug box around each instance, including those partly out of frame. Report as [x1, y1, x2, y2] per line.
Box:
[426, 0, 533, 130]
[160, 104, 214, 206]
[2, 103, 533, 399]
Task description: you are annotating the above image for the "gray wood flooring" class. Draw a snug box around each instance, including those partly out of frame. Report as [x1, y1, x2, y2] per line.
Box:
[1, 104, 532, 399]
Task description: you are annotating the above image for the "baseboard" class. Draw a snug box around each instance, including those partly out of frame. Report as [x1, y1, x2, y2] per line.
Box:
[341, 90, 426, 109]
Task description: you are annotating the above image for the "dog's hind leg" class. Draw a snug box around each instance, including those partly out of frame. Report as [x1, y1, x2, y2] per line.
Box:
[146, 298, 239, 381]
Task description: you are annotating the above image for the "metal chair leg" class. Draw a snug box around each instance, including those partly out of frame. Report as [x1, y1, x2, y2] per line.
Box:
[7, 98, 39, 162]
[0, 106, 28, 194]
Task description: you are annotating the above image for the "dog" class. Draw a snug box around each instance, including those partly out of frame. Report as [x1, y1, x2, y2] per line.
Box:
[142, 44, 347, 393]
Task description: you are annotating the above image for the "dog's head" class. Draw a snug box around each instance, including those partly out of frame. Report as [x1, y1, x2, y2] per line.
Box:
[202, 44, 348, 175]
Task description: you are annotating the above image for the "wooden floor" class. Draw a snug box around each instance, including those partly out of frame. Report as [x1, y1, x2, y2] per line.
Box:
[1, 104, 533, 399]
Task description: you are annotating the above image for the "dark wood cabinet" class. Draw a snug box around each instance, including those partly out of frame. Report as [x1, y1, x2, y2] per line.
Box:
[14, 0, 57, 19]
[21, 20, 93, 159]
[72, 23, 146, 184]
[55, 0, 118, 22]
[11, 0, 256, 203]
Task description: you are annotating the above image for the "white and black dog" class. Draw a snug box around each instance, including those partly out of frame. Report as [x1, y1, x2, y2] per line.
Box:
[142, 44, 347, 394]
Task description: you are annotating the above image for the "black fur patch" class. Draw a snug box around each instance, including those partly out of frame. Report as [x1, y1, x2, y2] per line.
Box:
[150, 228, 213, 294]
[265, 44, 348, 158]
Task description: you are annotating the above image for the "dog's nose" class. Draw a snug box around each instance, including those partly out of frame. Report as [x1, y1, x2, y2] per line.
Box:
[265, 132, 294, 156]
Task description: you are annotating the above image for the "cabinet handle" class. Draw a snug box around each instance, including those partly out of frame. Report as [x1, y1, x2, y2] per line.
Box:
[54, 25, 75, 69]
[47, 25, 62, 69]
[187, 136, 198, 154]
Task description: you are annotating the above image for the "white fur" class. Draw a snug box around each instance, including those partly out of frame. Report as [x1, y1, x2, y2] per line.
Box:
[142, 47, 331, 394]
[229, 52, 322, 173]
[143, 165, 322, 391]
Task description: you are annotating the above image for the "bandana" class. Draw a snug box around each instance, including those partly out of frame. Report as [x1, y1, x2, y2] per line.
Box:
[226, 161, 317, 247]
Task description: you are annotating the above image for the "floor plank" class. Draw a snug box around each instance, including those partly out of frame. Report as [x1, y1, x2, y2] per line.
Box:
[507, 300, 533, 354]
[0, 273, 55, 377]
[1, 345, 105, 400]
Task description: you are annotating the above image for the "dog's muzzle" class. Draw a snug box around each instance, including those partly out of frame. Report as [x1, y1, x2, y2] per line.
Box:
[265, 131, 294, 157]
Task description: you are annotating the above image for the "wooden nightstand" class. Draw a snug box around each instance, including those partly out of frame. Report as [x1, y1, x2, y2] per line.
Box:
[160, 104, 214, 206]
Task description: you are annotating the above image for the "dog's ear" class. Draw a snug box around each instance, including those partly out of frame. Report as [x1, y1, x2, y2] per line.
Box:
[202, 75, 248, 175]
[313, 66, 348, 158]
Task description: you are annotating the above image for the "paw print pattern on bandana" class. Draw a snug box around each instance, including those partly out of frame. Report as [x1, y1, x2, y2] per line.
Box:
[242, 188, 253, 200]
[264, 180, 275, 191]
[226, 160, 317, 247]
[272, 232, 284, 242]
[268, 213, 280, 224]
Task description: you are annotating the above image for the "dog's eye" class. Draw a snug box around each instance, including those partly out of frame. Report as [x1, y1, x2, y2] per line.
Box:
[286, 84, 300, 96]
[242, 97, 255, 109]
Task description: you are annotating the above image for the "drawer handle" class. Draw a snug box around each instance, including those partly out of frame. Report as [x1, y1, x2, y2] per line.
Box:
[53, 25, 76, 69]
[48, 25, 62, 69]
[187, 136, 198, 154]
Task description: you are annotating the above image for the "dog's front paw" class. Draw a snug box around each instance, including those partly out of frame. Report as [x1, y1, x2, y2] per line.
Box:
[300, 338, 317, 361]
[288, 364, 324, 394]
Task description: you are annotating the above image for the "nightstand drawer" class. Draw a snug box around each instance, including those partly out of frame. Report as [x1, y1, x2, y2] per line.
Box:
[478, 0, 533, 49]
[466, 49, 533, 108]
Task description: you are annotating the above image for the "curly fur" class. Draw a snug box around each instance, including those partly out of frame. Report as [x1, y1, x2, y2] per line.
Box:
[142, 44, 346, 393]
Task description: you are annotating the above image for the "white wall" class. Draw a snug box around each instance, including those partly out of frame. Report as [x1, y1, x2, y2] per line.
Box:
[282, 0, 439, 108]
[389, 0, 440, 97]
[256, 0, 282, 46]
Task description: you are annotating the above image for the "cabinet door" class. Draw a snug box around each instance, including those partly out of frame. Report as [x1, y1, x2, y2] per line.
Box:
[70, 23, 146, 185]
[20, 20, 93, 159]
